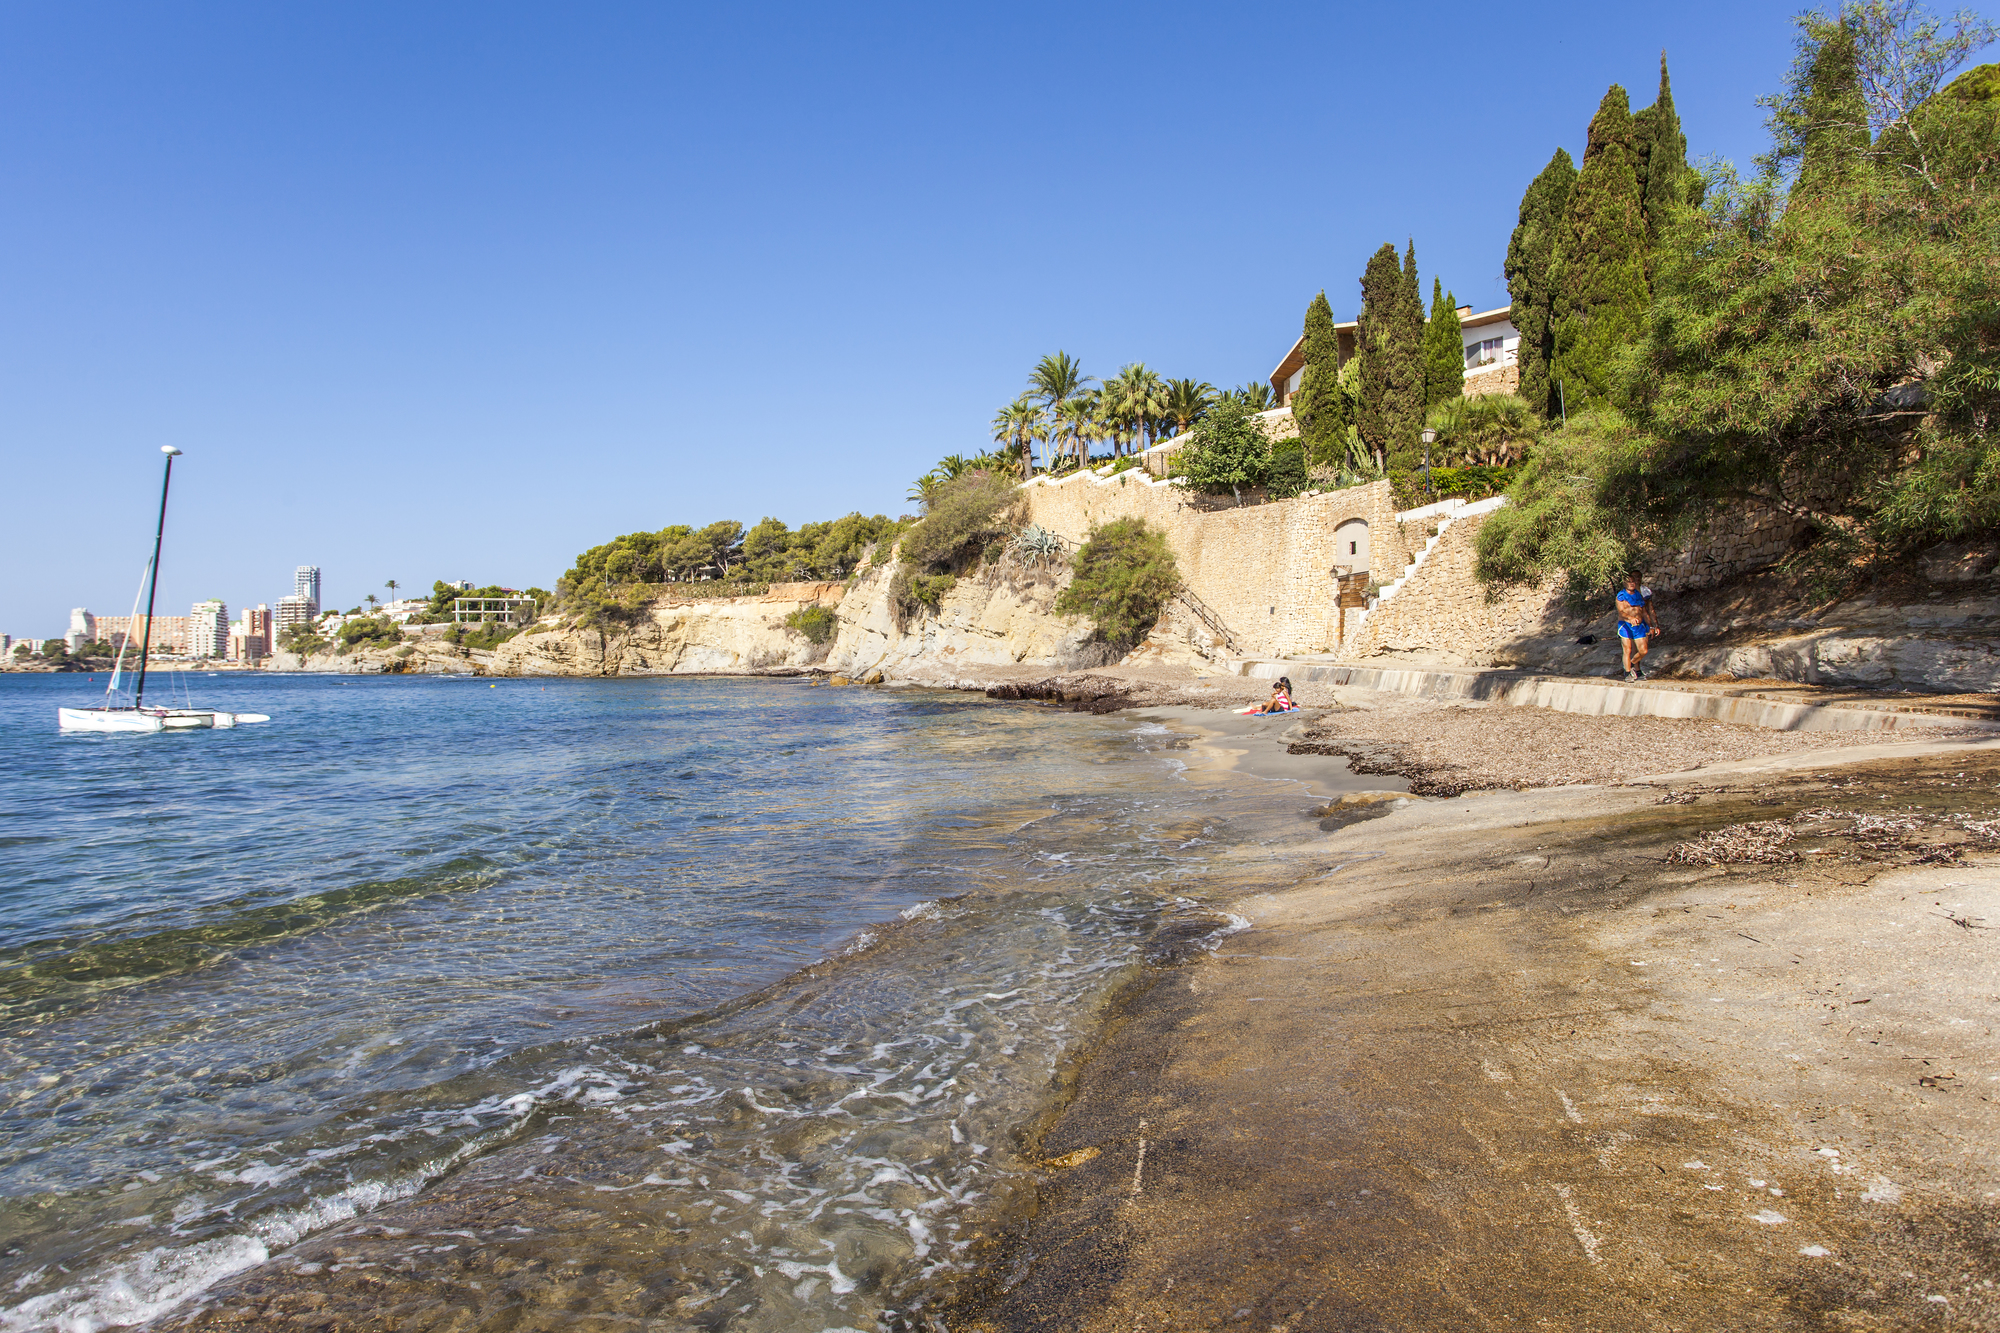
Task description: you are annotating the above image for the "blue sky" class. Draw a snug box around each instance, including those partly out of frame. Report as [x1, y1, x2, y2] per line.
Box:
[3, 1, 1987, 632]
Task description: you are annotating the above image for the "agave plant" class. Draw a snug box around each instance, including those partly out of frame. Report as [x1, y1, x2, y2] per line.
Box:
[1008, 523, 1069, 564]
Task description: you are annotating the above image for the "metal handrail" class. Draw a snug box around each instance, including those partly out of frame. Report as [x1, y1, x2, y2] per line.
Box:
[1171, 586, 1238, 654]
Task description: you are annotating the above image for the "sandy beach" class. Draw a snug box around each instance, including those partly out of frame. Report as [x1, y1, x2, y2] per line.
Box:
[942, 734, 2000, 1331]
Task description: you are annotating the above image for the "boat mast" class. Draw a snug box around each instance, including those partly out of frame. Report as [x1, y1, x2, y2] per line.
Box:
[133, 447, 181, 709]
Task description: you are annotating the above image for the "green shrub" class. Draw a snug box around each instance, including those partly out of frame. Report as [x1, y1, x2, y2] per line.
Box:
[1266, 444, 1309, 499]
[899, 471, 1022, 573]
[1474, 409, 1639, 605]
[1172, 398, 1271, 502]
[1054, 518, 1181, 649]
[785, 604, 838, 644]
[338, 617, 401, 648]
[1389, 464, 1521, 510]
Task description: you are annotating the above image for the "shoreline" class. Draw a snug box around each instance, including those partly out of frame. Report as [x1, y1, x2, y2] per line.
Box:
[940, 736, 2000, 1330]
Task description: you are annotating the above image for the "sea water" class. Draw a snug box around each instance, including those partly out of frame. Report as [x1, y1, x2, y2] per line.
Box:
[0, 672, 1347, 1331]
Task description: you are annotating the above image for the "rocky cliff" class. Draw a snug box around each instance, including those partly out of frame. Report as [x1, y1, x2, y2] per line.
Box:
[472, 563, 1117, 681]
[483, 583, 844, 676]
[818, 556, 1097, 683]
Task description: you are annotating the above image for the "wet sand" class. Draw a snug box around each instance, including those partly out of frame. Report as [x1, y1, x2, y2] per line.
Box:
[943, 740, 2000, 1331]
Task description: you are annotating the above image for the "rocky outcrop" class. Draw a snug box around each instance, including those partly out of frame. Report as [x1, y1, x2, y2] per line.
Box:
[820, 558, 1096, 683]
[267, 638, 487, 674]
[488, 583, 844, 677]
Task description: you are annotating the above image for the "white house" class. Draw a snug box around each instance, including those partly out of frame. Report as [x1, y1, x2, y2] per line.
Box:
[1268, 305, 1522, 405]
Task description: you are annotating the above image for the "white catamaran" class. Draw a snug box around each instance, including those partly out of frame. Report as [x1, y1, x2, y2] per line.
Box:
[58, 447, 272, 734]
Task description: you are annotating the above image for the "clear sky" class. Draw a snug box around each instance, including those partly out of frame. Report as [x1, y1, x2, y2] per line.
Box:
[3, 1, 1987, 633]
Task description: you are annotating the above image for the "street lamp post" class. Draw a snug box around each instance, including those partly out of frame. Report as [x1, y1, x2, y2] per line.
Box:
[1420, 427, 1437, 498]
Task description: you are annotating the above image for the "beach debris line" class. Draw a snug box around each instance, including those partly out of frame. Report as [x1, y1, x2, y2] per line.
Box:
[1662, 805, 2000, 868]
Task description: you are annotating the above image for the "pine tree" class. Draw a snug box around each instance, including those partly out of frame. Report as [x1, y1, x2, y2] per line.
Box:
[1548, 85, 1650, 408]
[1354, 243, 1404, 472]
[1505, 148, 1577, 419]
[1292, 291, 1348, 469]
[1423, 278, 1465, 410]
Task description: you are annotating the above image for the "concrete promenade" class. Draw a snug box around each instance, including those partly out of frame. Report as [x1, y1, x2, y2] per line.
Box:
[1231, 658, 2000, 734]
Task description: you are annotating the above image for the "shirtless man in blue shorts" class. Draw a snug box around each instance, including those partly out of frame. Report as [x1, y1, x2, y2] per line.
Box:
[1615, 572, 1659, 680]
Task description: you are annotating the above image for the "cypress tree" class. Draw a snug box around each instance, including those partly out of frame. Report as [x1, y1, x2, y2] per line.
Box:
[1384, 241, 1427, 467]
[1791, 19, 1871, 198]
[1505, 148, 1578, 419]
[1292, 290, 1348, 468]
[1641, 54, 1690, 243]
[1423, 278, 1464, 410]
[1548, 85, 1650, 408]
[1354, 243, 1404, 472]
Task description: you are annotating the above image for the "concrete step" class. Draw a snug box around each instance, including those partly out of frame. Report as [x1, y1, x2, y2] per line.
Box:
[1228, 660, 2000, 735]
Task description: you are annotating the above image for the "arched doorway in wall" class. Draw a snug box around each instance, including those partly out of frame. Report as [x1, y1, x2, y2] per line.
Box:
[1331, 518, 1371, 648]
[1333, 518, 1370, 575]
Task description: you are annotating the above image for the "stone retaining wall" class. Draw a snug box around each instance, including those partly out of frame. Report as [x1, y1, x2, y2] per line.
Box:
[1343, 511, 1562, 664]
[1022, 475, 1409, 658]
[1667, 504, 1810, 590]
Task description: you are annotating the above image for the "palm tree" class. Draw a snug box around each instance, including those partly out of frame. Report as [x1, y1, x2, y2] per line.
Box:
[364, 593, 379, 613]
[1028, 352, 1094, 469]
[1056, 396, 1098, 469]
[384, 579, 400, 606]
[1101, 363, 1168, 456]
[1161, 378, 1219, 437]
[908, 471, 946, 512]
[1226, 380, 1274, 411]
[991, 396, 1045, 480]
[936, 454, 974, 480]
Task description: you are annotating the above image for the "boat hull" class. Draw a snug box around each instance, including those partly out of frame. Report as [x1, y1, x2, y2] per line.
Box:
[159, 710, 218, 729]
[58, 708, 166, 734]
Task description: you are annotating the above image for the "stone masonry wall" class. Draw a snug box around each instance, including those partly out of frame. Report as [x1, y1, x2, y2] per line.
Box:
[1462, 362, 1521, 399]
[1342, 511, 1562, 665]
[1664, 503, 1809, 591]
[1022, 474, 1408, 657]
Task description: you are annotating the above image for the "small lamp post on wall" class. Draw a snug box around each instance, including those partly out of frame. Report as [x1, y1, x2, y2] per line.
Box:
[1420, 427, 1437, 499]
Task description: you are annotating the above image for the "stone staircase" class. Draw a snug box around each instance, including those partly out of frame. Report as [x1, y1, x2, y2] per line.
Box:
[1350, 495, 1506, 639]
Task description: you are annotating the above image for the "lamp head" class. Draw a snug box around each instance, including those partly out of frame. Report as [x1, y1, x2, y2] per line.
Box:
[1420, 428, 1437, 446]
[162, 446, 183, 456]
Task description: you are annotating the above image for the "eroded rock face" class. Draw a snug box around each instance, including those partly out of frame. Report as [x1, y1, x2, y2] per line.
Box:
[259, 566, 1108, 684]
[489, 586, 843, 677]
[822, 559, 1096, 682]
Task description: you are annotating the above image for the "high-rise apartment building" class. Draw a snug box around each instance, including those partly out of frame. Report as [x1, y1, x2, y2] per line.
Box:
[294, 566, 322, 613]
[229, 604, 272, 660]
[66, 608, 94, 652]
[189, 600, 229, 659]
[92, 616, 188, 653]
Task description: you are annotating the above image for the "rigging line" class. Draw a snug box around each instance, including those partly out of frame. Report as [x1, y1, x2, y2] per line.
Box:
[107, 556, 154, 706]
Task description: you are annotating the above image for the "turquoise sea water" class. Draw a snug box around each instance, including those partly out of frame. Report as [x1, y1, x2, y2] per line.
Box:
[0, 671, 1335, 1331]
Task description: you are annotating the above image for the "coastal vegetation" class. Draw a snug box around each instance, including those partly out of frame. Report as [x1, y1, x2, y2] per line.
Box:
[989, 353, 1224, 476]
[889, 470, 1023, 624]
[1054, 518, 1180, 649]
[556, 513, 903, 626]
[1479, 4, 2000, 601]
[784, 604, 838, 644]
[337, 617, 401, 652]
[1171, 398, 1313, 503]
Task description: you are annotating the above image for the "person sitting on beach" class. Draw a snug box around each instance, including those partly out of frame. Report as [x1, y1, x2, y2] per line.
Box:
[1257, 677, 1295, 714]
[1615, 573, 1660, 681]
